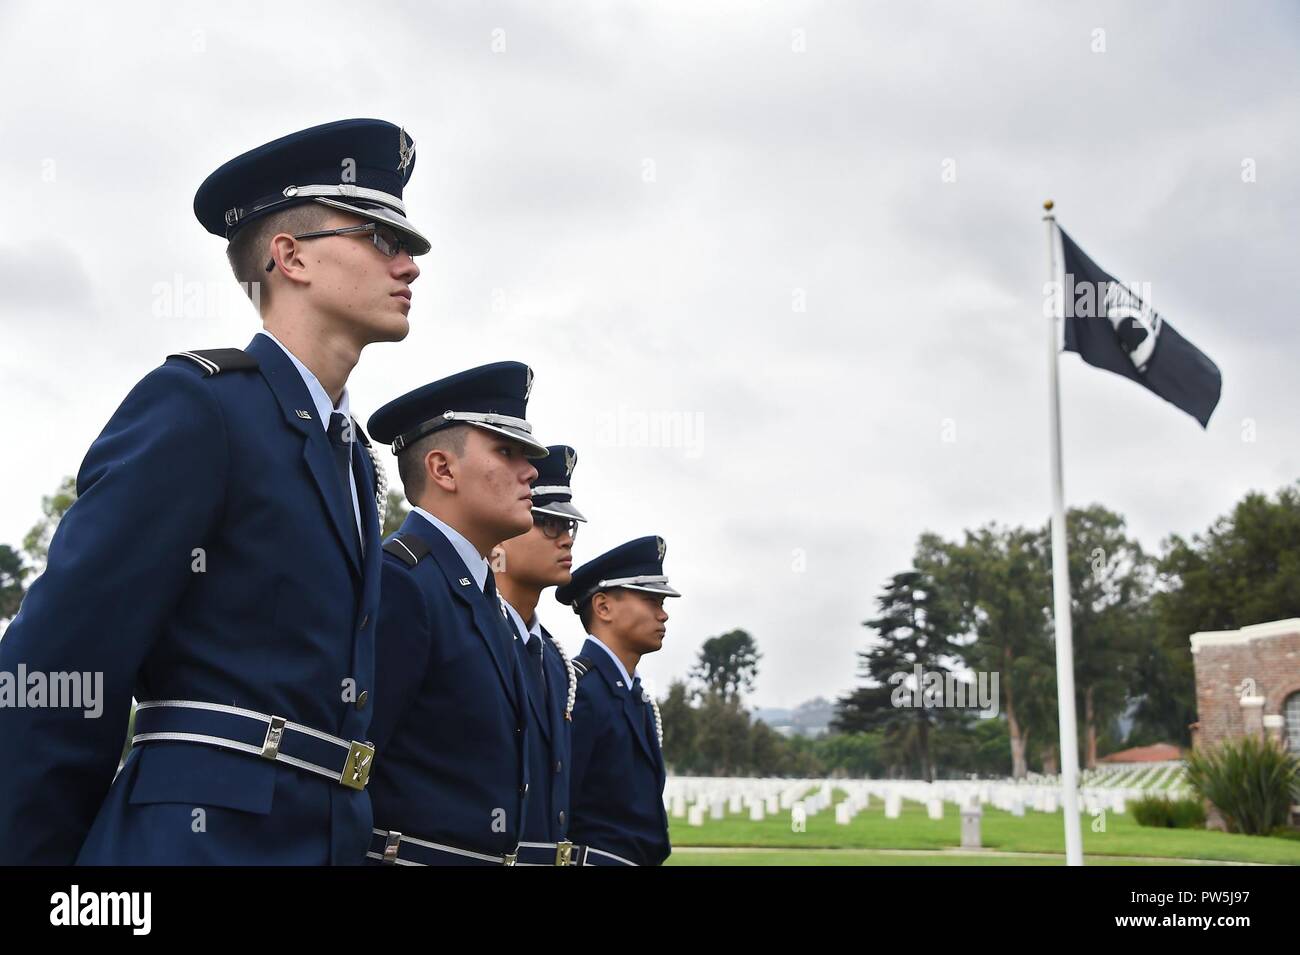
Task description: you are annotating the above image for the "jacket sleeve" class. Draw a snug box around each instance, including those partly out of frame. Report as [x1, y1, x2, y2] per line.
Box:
[568, 683, 601, 803]
[0, 363, 228, 864]
[368, 559, 432, 753]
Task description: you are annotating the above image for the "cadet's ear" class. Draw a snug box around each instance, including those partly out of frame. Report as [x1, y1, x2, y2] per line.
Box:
[591, 590, 614, 623]
[423, 447, 457, 493]
[267, 232, 312, 287]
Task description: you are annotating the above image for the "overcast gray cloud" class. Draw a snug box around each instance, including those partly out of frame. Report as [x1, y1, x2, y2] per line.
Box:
[1, 1, 1297, 710]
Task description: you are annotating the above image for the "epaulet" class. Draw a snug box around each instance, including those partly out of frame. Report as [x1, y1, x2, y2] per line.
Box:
[166, 348, 259, 377]
[382, 533, 431, 568]
[571, 655, 594, 680]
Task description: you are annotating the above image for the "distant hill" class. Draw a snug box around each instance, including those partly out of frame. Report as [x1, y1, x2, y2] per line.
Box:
[753, 696, 835, 738]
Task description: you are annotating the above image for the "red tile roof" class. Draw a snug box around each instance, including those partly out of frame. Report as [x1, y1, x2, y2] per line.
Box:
[1099, 743, 1184, 763]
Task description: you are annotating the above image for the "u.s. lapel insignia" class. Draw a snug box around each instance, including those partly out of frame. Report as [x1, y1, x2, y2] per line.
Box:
[459, 577, 471, 586]
[397, 127, 415, 173]
[296, 409, 313, 420]
[564, 447, 576, 477]
[616, 680, 624, 688]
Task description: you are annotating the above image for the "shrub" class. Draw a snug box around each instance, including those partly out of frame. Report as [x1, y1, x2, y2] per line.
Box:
[1131, 793, 1206, 829]
[1183, 736, 1300, 835]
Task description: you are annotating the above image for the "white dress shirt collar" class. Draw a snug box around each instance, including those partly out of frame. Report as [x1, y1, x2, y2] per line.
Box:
[587, 634, 639, 690]
[258, 329, 349, 428]
[410, 506, 489, 592]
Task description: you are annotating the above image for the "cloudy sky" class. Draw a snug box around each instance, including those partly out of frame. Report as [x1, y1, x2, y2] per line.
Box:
[1, 1, 1296, 710]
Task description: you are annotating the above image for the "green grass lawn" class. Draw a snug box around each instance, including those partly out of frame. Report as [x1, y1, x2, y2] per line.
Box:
[667, 789, 1300, 865]
[666, 849, 1207, 866]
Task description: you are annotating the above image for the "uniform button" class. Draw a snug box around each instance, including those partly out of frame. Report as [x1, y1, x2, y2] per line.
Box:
[558, 810, 565, 826]
[554, 760, 563, 774]
[355, 690, 369, 710]
[520, 784, 529, 795]
[516, 726, 523, 735]
[360, 614, 370, 630]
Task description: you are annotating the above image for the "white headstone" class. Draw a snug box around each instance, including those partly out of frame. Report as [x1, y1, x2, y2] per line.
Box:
[885, 793, 902, 819]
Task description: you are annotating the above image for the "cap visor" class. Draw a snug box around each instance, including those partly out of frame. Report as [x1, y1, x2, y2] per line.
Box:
[621, 582, 682, 598]
[312, 197, 431, 255]
[532, 501, 587, 522]
[469, 422, 549, 458]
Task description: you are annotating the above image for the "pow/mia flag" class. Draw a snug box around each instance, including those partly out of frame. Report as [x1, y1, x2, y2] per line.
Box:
[1058, 227, 1222, 428]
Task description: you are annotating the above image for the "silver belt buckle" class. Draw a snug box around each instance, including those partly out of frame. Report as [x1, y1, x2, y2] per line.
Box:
[261, 715, 287, 759]
[382, 831, 402, 865]
[342, 740, 376, 790]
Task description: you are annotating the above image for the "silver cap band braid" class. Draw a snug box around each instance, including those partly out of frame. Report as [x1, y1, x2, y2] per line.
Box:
[392, 410, 535, 454]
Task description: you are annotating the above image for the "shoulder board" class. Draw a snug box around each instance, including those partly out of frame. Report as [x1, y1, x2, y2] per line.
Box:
[382, 533, 431, 568]
[571, 655, 594, 680]
[167, 348, 259, 377]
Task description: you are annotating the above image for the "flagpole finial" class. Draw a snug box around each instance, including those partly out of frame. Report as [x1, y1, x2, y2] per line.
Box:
[1043, 199, 1054, 211]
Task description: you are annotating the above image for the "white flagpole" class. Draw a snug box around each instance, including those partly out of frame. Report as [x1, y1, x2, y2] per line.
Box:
[1043, 199, 1084, 866]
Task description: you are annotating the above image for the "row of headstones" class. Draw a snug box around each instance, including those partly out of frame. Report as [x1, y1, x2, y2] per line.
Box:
[665, 777, 1137, 826]
[666, 778, 818, 827]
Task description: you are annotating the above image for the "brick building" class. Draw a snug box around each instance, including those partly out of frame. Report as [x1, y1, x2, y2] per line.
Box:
[1189, 617, 1300, 755]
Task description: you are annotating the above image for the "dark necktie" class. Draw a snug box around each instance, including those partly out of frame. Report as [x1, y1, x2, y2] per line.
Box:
[482, 572, 513, 642]
[326, 412, 353, 501]
[326, 412, 361, 554]
[524, 631, 546, 701]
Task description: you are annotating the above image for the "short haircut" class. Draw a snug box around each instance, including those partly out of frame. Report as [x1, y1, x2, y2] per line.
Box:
[578, 597, 596, 632]
[225, 202, 336, 310]
[396, 424, 469, 504]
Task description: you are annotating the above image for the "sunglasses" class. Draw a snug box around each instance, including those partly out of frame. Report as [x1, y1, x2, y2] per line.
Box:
[265, 222, 410, 272]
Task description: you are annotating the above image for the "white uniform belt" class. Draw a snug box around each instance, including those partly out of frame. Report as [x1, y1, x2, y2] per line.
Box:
[367, 829, 635, 866]
[130, 699, 376, 791]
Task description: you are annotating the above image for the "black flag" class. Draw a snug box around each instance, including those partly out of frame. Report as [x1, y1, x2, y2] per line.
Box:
[1058, 227, 1221, 428]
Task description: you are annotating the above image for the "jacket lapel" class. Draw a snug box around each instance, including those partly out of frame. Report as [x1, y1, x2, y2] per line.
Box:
[540, 630, 567, 745]
[510, 618, 552, 743]
[247, 335, 362, 578]
[581, 639, 655, 765]
[406, 513, 523, 715]
[352, 420, 381, 581]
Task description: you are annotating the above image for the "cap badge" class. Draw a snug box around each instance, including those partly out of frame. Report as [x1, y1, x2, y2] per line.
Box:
[657, 538, 666, 561]
[524, 366, 534, 400]
[397, 127, 415, 173]
[564, 447, 576, 477]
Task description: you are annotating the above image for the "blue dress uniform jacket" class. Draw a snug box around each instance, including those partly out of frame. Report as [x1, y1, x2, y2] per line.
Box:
[569, 638, 670, 866]
[367, 511, 530, 861]
[513, 623, 573, 844]
[0, 333, 381, 865]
